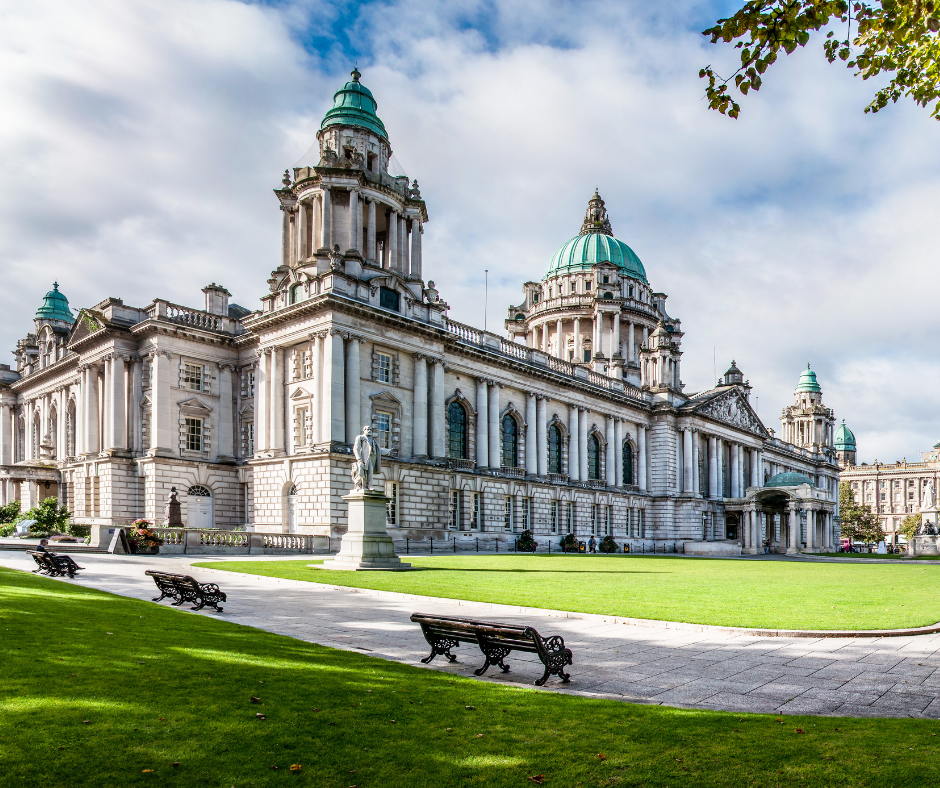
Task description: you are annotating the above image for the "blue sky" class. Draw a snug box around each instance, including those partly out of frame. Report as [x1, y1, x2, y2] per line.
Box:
[1, 0, 938, 463]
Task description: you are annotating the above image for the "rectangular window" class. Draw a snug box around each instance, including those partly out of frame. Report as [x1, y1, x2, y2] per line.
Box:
[297, 408, 309, 447]
[185, 418, 203, 452]
[565, 501, 573, 534]
[585, 280, 592, 291]
[471, 492, 481, 531]
[385, 482, 398, 526]
[550, 501, 558, 534]
[376, 353, 392, 383]
[880, 493, 886, 501]
[379, 287, 400, 311]
[591, 504, 598, 535]
[450, 491, 460, 530]
[520, 498, 530, 531]
[246, 423, 254, 456]
[182, 363, 203, 391]
[629, 286, 635, 298]
[375, 411, 392, 449]
[247, 371, 255, 397]
[605, 505, 611, 536]
[504, 497, 513, 532]
[583, 349, 591, 363]
[301, 350, 312, 379]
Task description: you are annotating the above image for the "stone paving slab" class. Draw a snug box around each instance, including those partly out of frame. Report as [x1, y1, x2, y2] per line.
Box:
[4, 551, 940, 719]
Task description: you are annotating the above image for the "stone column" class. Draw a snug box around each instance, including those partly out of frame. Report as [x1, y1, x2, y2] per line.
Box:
[413, 355, 428, 457]
[348, 191, 359, 252]
[578, 408, 588, 481]
[536, 396, 548, 476]
[388, 210, 398, 270]
[573, 317, 581, 361]
[568, 406, 580, 481]
[270, 347, 285, 452]
[0, 403, 12, 465]
[475, 379, 488, 467]
[367, 200, 377, 261]
[321, 187, 331, 249]
[730, 443, 739, 498]
[691, 431, 699, 495]
[108, 354, 126, 452]
[750, 448, 759, 487]
[430, 359, 445, 458]
[525, 393, 537, 475]
[413, 222, 423, 278]
[744, 509, 757, 554]
[627, 321, 635, 362]
[683, 428, 693, 493]
[149, 354, 169, 455]
[605, 416, 615, 486]
[345, 336, 361, 445]
[787, 504, 799, 554]
[281, 205, 292, 268]
[637, 424, 647, 492]
[217, 363, 234, 460]
[308, 338, 322, 445]
[254, 351, 268, 452]
[555, 318, 563, 359]
[612, 313, 621, 358]
[488, 383, 500, 469]
[298, 200, 308, 260]
[806, 506, 815, 551]
[614, 418, 624, 486]
[707, 435, 718, 498]
[322, 331, 345, 444]
[401, 216, 410, 272]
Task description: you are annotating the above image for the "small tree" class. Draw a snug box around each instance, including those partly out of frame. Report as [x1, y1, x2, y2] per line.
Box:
[839, 481, 883, 545]
[0, 500, 20, 524]
[899, 513, 921, 543]
[24, 497, 72, 538]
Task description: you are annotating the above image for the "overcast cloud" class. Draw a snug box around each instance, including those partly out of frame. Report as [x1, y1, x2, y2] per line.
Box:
[1, 0, 938, 463]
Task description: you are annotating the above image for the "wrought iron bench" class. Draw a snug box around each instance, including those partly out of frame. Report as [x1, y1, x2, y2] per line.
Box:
[410, 612, 573, 686]
[144, 570, 227, 612]
[27, 550, 84, 578]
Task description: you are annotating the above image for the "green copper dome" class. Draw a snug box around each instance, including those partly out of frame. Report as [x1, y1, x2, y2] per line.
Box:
[834, 420, 856, 451]
[545, 191, 647, 282]
[34, 282, 74, 324]
[765, 471, 813, 488]
[320, 68, 388, 140]
[795, 363, 821, 393]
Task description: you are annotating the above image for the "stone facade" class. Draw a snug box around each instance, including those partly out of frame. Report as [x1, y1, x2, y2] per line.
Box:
[0, 70, 840, 551]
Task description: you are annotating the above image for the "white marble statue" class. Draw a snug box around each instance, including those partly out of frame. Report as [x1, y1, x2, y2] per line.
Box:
[922, 480, 936, 511]
[351, 425, 382, 492]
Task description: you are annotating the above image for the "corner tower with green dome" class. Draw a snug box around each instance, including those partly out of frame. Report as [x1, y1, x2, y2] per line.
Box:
[779, 363, 837, 461]
[506, 190, 682, 393]
[834, 420, 856, 467]
[269, 68, 430, 305]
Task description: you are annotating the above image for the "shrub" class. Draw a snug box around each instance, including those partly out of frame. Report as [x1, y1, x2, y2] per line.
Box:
[0, 500, 20, 524]
[127, 520, 163, 552]
[24, 497, 72, 538]
[515, 529, 537, 552]
[0, 522, 17, 538]
[560, 533, 577, 552]
[599, 535, 618, 553]
[64, 522, 90, 539]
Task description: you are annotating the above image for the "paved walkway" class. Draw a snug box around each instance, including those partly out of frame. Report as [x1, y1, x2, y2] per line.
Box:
[4, 551, 940, 719]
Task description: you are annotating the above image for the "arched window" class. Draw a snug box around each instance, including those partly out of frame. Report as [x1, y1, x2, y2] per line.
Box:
[447, 402, 467, 459]
[188, 485, 212, 497]
[623, 442, 633, 485]
[548, 425, 562, 474]
[501, 414, 518, 467]
[289, 283, 305, 305]
[587, 435, 600, 480]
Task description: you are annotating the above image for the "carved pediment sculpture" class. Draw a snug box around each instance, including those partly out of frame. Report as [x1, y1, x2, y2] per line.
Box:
[696, 390, 767, 437]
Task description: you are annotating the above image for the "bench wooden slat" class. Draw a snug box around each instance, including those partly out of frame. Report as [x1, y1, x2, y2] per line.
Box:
[410, 612, 573, 685]
[145, 570, 226, 612]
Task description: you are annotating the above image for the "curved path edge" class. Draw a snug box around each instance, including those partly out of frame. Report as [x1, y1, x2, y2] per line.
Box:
[201, 564, 940, 640]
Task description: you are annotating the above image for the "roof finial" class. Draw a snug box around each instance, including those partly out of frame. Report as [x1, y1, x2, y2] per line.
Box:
[351, 65, 361, 82]
[579, 189, 613, 237]
[282, 169, 291, 187]
[53, 281, 59, 291]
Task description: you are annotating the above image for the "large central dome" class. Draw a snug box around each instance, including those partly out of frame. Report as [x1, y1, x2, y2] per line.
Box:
[544, 191, 647, 283]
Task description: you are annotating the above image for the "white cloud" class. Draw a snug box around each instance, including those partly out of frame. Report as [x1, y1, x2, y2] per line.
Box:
[1, 0, 938, 463]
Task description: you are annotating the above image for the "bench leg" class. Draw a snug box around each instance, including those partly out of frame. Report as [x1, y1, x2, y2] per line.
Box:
[473, 645, 511, 677]
[420, 638, 459, 665]
[534, 649, 573, 686]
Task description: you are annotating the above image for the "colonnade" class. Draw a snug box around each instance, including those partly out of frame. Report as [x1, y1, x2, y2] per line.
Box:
[675, 427, 762, 499]
[287, 188, 423, 277]
[531, 313, 648, 364]
[733, 503, 835, 554]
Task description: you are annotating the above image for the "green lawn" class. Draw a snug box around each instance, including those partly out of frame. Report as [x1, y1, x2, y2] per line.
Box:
[4, 567, 940, 787]
[194, 554, 940, 631]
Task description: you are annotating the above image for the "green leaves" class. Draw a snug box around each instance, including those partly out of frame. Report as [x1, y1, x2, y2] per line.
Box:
[701, 1, 940, 119]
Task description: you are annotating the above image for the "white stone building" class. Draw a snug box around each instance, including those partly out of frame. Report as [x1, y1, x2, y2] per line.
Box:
[0, 70, 841, 552]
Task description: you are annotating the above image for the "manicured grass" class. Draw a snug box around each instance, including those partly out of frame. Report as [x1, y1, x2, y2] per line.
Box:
[4, 567, 940, 787]
[194, 554, 940, 631]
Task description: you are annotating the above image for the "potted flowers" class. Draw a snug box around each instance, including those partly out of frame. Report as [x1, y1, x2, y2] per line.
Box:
[127, 520, 163, 554]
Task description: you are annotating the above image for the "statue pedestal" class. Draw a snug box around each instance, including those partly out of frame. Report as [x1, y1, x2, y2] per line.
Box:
[912, 507, 940, 556]
[320, 490, 411, 571]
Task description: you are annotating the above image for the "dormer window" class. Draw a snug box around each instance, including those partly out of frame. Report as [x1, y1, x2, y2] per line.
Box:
[367, 152, 377, 171]
[379, 287, 400, 312]
[585, 280, 592, 291]
[532, 292, 539, 304]
[601, 275, 609, 284]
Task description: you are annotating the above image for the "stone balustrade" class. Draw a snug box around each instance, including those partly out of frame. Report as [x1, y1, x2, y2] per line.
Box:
[148, 528, 316, 555]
